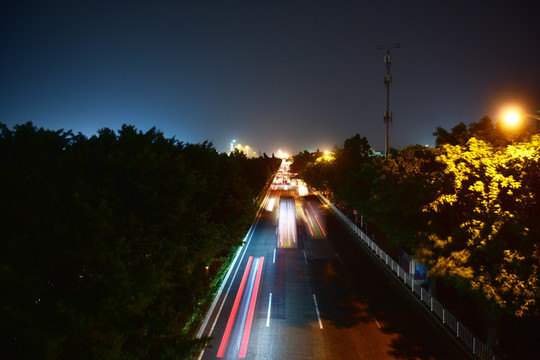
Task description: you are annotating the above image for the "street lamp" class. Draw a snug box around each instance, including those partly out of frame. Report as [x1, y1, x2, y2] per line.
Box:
[376, 42, 400, 157]
[503, 111, 521, 128]
[524, 112, 540, 122]
[501, 109, 540, 130]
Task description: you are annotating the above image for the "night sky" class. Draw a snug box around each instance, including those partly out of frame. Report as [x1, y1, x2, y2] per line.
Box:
[2, 1, 539, 154]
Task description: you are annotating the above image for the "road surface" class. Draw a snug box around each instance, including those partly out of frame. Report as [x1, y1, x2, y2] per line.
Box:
[196, 172, 472, 359]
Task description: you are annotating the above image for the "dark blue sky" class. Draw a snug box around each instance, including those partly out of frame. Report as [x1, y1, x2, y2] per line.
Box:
[2, 0, 539, 154]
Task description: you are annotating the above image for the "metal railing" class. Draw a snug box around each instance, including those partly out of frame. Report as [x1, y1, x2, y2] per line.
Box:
[316, 192, 498, 360]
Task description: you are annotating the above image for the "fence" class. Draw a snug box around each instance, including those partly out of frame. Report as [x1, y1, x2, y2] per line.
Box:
[316, 192, 498, 360]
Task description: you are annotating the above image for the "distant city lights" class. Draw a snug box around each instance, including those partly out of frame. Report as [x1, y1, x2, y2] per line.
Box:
[230, 139, 258, 157]
[276, 149, 290, 159]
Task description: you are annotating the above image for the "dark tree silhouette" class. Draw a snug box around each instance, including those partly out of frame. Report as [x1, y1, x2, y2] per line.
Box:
[0, 122, 280, 359]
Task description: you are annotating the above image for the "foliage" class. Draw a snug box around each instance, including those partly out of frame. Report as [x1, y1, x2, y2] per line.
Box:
[433, 115, 540, 147]
[331, 134, 372, 205]
[297, 118, 540, 351]
[418, 136, 540, 318]
[300, 134, 372, 207]
[0, 122, 280, 359]
[290, 149, 321, 176]
[367, 145, 444, 247]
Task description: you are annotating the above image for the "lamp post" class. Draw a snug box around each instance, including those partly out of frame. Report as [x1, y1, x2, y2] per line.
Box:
[525, 112, 540, 123]
[376, 42, 400, 157]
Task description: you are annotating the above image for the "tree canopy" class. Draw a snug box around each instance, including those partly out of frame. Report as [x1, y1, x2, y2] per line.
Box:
[296, 118, 540, 353]
[0, 122, 280, 359]
[419, 136, 540, 318]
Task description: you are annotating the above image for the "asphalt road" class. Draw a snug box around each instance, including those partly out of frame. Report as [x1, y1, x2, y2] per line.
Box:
[196, 183, 472, 359]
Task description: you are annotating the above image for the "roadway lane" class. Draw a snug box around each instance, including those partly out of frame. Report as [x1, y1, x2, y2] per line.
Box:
[304, 195, 473, 359]
[196, 183, 472, 359]
[197, 185, 324, 359]
[278, 197, 297, 248]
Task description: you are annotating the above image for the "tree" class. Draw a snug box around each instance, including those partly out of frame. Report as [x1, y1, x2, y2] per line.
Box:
[433, 122, 469, 147]
[368, 145, 443, 248]
[302, 153, 334, 192]
[434, 115, 540, 148]
[290, 150, 321, 176]
[0, 122, 280, 359]
[418, 136, 540, 351]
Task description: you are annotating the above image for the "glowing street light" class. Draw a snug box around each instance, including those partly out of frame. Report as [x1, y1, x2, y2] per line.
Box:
[501, 107, 540, 130]
[502, 110, 521, 128]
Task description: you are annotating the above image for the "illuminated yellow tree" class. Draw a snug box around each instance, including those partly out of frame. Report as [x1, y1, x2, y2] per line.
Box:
[419, 135, 540, 348]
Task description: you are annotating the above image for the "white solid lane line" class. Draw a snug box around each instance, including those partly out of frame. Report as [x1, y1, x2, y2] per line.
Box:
[313, 294, 323, 329]
[266, 293, 272, 327]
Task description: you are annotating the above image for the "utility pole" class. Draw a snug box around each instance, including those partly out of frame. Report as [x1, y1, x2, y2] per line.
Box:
[376, 42, 400, 157]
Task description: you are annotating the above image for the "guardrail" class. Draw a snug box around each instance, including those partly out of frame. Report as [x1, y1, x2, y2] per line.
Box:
[316, 192, 498, 360]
